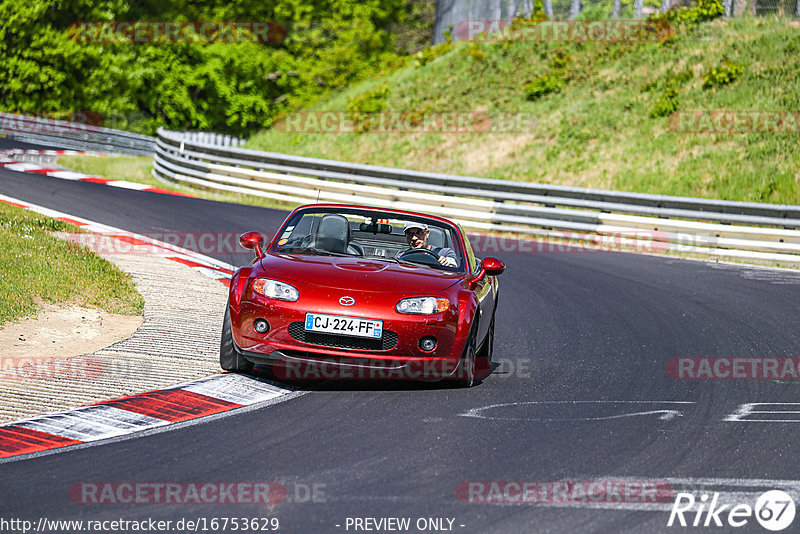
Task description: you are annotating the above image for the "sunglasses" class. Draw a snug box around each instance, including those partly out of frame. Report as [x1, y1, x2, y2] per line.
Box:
[405, 228, 426, 237]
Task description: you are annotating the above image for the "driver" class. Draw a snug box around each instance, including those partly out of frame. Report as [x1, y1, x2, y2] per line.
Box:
[401, 221, 458, 267]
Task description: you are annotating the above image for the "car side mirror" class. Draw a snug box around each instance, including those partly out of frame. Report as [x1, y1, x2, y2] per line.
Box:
[467, 257, 505, 289]
[481, 257, 506, 277]
[239, 231, 265, 259]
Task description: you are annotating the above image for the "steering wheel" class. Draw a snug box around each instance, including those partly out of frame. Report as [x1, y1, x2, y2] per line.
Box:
[398, 247, 441, 265]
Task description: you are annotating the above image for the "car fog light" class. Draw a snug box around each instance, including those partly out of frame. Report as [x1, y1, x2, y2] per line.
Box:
[253, 319, 270, 334]
[419, 336, 437, 351]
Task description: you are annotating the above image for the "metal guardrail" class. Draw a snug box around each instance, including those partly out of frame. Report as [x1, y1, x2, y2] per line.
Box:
[0, 114, 245, 156]
[153, 127, 800, 266]
[0, 113, 156, 155]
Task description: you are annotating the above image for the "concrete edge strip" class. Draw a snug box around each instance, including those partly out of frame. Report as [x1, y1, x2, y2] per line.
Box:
[0, 148, 194, 198]
[0, 193, 234, 285]
[0, 373, 295, 460]
[0, 195, 292, 460]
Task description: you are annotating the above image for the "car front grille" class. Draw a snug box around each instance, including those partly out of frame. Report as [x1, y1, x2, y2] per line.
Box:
[288, 322, 399, 351]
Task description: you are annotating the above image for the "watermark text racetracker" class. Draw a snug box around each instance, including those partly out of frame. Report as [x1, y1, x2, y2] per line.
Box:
[0, 110, 153, 133]
[667, 357, 800, 380]
[457, 480, 674, 504]
[272, 357, 533, 381]
[0, 355, 150, 381]
[0, 111, 104, 134]
[670, 110, 800, 134]
[57, 232, 272, 256]
[68, 21, 286, 44]
[467, 231, 671, 255]
[455, 19, 671, 43]
[273, 111, 538, 134]
[69, 481, 325, 504]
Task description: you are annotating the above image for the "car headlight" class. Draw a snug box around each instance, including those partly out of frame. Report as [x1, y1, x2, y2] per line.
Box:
[252, 278, 299, 301]
[396, 297, 450, 314]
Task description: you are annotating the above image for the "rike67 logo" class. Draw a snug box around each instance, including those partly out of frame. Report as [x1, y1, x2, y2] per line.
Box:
[668, 490, 795, 531]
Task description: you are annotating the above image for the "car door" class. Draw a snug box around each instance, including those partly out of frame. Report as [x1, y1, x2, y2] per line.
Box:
[460, 227, 496, 345]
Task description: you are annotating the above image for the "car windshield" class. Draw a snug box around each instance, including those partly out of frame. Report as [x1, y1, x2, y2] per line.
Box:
[271, 207, 465, 272]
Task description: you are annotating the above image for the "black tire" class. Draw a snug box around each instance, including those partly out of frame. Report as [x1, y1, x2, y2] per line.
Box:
[453, 322, 478, 388]
[220, 305, 254, 372]
[476, 312, 495, 367]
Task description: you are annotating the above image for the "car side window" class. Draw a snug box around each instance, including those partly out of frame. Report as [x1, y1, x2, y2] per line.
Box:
[459, 225, 480, 274]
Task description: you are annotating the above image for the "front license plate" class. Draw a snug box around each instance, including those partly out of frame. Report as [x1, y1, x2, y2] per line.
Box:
[304, 313, 383, 338]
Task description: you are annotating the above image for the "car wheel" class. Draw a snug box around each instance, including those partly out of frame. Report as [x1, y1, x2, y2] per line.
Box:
[476, 312, 495, 368]
[454, 323, 478, 388]
[220, 304, 254, 372]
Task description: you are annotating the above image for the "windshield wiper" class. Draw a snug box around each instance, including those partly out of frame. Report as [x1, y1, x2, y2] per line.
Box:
[279, 246, 352, 257]
[380, 256, 436, 268]
[379, 256, 412, 265]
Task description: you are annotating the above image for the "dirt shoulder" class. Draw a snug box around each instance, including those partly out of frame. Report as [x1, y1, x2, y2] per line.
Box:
[0, 302, 143, 361]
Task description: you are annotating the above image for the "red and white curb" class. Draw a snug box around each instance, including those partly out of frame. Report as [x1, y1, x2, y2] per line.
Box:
[0, 148, 193, 198]
[0, 149, 94, 156]
[0, 373, 294, 460]
[0, 193, 234, 286]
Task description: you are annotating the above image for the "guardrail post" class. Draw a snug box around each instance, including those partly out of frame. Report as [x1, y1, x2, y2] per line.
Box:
[569, 0, 582, 19]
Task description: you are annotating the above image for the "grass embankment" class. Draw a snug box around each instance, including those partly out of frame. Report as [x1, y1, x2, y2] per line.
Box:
[59, 155, 157, 187]
[0, 202, 144, 325]
[59, 155, 296, 211]
[244, 16, 800, 205]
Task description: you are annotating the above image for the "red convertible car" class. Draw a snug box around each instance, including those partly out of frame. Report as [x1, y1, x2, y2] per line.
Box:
[221, 204, 505, 386]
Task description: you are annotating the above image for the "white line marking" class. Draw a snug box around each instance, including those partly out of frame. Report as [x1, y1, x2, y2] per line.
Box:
[460, 400, 695, 421]
[188, 266, 234, 279]
[46, 170, 90, 180]
[108, 180, 151, 190]
[725, 403, 800, 422]
[4, 163, 42, 171]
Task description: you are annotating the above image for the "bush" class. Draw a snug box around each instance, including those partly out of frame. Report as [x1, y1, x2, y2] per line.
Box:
[414, 41, 454, 67]
[525, 72, 565, 100]
[345, 85, 390, 132]
[650, 87, 679, 117]
[524, 49, 572, 101]
[702, 60, 744, 89]
[641, 68, 693, 92]
[461, 43, 487, 62]
[649, 0, 724, 26]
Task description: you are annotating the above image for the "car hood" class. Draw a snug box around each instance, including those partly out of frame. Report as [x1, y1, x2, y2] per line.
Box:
[259, 253, 464, 294]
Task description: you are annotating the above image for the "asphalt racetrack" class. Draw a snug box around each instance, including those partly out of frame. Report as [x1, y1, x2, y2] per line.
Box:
[3, 138, 800, 533]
